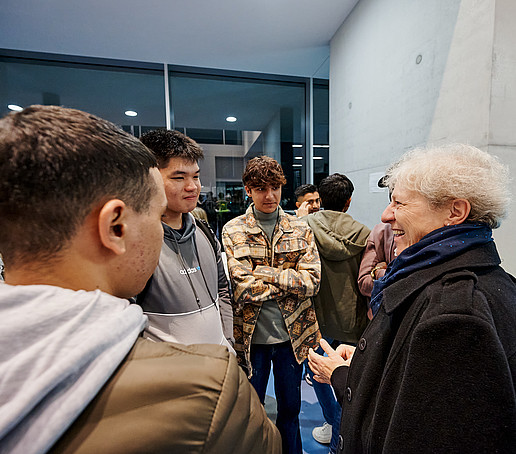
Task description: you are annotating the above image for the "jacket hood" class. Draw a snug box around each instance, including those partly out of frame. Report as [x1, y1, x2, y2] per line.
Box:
[305, 211, 370, 261]
[163, 213, 196, 245]
[0, 284, 146, 454]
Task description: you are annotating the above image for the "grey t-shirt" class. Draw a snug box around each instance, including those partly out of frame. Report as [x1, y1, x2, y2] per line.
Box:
[252, 207, 290, 344]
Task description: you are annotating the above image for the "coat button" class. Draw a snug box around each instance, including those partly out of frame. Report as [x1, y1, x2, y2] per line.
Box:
[338, 435, 344, 451]
[358, 337, 367, 351]
[346, 387, 352, 402]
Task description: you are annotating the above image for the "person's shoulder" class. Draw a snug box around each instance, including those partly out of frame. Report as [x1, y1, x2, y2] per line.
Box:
[127, 338, 249, 421]
[121, 339, 236, 388]
[371, 222, 390, 234]
[131, 337, 232, 363]
[223, 213, 246, 231]
[52, 338, 247, 453]
[337, 211, 370, 230]
[193, 217, 219, 250]
[420, 265, 514, 318]
[282, 210, 309, 228]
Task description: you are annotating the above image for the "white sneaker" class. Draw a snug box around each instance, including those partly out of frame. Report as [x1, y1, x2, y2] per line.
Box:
[312, 422, 332, 444]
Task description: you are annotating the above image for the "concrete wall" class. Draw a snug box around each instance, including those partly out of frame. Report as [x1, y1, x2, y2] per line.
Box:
[330, 0, 516, 273]
[488, 0, 516, 270]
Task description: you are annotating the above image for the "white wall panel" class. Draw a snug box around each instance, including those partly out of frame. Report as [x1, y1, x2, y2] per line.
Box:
[330, 0, 516, 273]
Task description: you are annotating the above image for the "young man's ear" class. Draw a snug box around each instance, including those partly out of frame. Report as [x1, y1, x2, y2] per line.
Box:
[244, 186, 252, 198]
[98, 199, 128, 255]
[447, 199, 471, 225]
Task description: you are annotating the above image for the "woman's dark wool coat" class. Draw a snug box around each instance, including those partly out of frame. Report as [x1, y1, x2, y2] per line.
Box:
[331, 241, 516, 453]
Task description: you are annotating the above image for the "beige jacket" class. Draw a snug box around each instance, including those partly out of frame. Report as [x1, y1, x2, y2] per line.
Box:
[50, 338, 281, 454]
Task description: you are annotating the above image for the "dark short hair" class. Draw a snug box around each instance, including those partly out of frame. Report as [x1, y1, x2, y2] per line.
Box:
[294, 184, 318, 201]
[140, 129, 203, 168]
[318, 173, 354, 211]
[242, 156, 287, 188]
[0, 105, 158, 267]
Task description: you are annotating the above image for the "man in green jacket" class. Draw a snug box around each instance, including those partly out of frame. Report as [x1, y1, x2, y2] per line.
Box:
[0, 105, 281, 454]
[301, 173, 370, 454]
[303, 173, 370, 344]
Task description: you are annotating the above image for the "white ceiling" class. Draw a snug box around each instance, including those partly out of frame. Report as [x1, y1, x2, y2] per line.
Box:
[0, 0, 359, 78]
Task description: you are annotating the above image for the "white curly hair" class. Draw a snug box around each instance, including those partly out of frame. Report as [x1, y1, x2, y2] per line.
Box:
[384, 144, 510, 229]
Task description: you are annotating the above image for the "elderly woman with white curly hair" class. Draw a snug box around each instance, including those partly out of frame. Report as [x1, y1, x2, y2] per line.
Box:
[309, 144, 516, 454]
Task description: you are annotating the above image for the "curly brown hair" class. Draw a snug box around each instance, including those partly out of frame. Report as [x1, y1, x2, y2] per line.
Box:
[242, 156, 286, 188]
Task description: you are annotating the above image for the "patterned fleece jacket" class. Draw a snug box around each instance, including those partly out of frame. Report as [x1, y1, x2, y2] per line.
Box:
[222, 205, 321, 373]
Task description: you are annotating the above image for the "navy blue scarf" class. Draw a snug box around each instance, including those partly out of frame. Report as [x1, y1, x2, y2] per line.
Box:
[370, 223, 493, 316]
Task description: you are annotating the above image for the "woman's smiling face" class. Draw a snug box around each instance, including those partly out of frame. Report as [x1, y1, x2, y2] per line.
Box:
[381, 185, 451, 253]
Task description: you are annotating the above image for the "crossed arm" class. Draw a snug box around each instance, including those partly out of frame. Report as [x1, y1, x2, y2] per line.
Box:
[222, 229, 321, 306]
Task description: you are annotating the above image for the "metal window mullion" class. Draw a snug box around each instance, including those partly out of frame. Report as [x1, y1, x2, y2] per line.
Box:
[164, 63, 171, 130]
[307, 77, 314, 184]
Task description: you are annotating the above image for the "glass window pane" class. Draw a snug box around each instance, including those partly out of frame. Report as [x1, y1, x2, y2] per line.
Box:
[0, 58, 166, 133]
[169, 72, 306, 229]
[313, 81, 329, 186]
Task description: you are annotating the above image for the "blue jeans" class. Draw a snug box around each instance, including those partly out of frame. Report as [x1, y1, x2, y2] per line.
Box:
[306, 340, 342, 454]
[250, 341, 303, 454]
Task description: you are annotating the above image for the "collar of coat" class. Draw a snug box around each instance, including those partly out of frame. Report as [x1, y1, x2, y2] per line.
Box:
[243, 204, 294, 235]
[382, 241, 501, 315]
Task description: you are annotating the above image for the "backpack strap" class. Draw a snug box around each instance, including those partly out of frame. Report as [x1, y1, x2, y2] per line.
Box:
[194, 218, 218, 256]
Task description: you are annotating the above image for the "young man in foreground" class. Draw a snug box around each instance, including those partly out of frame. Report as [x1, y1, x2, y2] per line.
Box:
[0, 106, 280, 454]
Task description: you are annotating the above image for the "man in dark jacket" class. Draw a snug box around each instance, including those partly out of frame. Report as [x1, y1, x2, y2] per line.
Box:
[0, 105, 281, 454]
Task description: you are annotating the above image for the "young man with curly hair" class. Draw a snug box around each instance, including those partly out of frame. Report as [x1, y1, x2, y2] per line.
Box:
[222, 156, 321, 454]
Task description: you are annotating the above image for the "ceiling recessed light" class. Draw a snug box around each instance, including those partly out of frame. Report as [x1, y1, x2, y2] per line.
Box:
[293, 164, 302, 167]
[226, 116, 237, 122]
[125, 110, 138, 117]
[292, 144, 303, 148]
[8, 104, 23, 112]
[314, 144, 329, 148]
[295, 156, 303, 160]
[313, 156, 323, 160]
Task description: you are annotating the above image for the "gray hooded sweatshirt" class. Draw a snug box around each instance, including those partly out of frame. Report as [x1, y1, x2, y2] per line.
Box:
[138, 213, 234, 353]
[0, 284, 146, 454]
[304, 210, 371, 342]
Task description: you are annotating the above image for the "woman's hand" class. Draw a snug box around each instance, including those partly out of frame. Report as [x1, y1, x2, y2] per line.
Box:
[308, 338, 356, 384]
